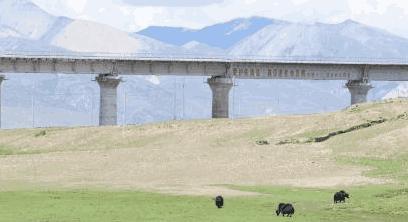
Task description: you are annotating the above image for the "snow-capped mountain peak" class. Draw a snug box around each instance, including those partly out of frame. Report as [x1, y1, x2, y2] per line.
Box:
[229, 19, 408, 59]
[225, 17, 260, 36]
[50, 19, 178, 54]
[0, 0, 57, 39]
[0, 1, 180, 55]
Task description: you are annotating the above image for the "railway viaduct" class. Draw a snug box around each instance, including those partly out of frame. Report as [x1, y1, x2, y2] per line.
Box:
[1, 53, 408, 126]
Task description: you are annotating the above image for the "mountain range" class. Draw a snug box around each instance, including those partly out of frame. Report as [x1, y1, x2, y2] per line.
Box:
[0, 0, 407, 128]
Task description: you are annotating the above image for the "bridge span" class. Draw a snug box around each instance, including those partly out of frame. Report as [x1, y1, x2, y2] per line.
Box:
[1, 53, 408, 126]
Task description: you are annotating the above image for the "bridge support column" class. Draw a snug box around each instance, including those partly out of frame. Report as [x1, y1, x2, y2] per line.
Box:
[0, 75, 5, 129]
[346, 80, 373, 105]
[208, 76, 233, 118]
[96, 74, 121, 126]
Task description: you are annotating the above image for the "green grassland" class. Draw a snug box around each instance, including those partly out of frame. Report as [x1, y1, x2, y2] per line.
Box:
[1, 185, 407, 222]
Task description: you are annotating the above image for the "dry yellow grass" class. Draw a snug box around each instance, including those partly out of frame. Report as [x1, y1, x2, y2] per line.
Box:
[0, 99, 407, 195]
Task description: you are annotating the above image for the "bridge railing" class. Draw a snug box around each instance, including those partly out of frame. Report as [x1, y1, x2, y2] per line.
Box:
[1, 51, 408, 65]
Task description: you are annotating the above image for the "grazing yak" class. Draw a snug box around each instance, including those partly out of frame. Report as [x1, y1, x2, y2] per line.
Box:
[214, 196, 224, 208]
[276, 203, 295, 217]
[334, 190, 350, 203]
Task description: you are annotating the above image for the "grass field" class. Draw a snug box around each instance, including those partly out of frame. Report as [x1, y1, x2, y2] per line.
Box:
[0, 99, 407, 221]
[1, 186, 408, 222]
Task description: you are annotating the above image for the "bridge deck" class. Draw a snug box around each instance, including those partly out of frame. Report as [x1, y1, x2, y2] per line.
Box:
[1, 52, 408, 81]
[1, 52, 408, 66]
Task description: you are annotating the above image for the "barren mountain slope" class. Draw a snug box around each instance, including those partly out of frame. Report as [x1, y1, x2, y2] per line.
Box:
[0, 99, 407, 195]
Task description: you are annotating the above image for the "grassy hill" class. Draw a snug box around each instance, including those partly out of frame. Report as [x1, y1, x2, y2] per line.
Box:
[0, 99, 407, 221]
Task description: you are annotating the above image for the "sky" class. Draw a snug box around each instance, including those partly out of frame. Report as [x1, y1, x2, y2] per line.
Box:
[31, 0, 408, 38]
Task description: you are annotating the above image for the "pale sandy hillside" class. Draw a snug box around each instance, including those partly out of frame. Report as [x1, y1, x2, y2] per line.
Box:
[0, 99, 407, 195]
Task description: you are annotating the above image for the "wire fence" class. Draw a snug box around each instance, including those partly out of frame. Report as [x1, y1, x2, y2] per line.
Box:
[0, 75, 406, 129]
[0, 76, 212, 129]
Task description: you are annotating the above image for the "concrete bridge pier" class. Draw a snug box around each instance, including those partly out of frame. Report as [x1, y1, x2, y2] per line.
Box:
[96, 74, 121, 126]
[346, 80, 373, 105]
[208, 76, 233, 118]
[0, 75, 5, 128]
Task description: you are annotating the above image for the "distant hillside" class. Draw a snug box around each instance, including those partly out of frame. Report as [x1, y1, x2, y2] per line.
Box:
[230, 20, 408, 58]
[138, 16, 280, 49]
[0, 0, 178, 54]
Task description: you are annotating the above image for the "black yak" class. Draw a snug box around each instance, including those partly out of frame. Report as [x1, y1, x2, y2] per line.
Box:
[215, 196, 224, 208]
[334, 190, 350, 203]
[276, 203, 295, 217]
